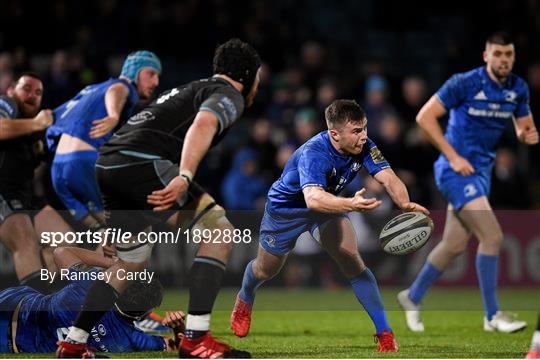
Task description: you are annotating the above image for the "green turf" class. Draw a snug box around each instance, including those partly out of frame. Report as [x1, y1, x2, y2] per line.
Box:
[2, 287, 537, 358]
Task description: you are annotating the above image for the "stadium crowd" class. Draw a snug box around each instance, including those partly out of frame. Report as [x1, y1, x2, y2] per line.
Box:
[0, 0, 539, 288]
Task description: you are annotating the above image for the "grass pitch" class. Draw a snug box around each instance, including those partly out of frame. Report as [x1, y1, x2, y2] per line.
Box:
[3, 287, 538, 358]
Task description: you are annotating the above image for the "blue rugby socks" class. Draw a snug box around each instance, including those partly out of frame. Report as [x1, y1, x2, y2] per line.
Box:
[350, 268, 391, 334]
[408, 261, 442, 304]
[476, 253, 499, 320]
[239, 260, 266, 305]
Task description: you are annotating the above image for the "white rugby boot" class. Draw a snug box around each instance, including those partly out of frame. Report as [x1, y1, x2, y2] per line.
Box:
[484, 311, 527, 333]
[397, 289, 425, 332]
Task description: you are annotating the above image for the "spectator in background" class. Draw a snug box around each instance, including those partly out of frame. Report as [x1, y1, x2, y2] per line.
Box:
[221, 148, 269, 211]
[399, 76, 428, 125]
[490, 148, 530, 209]
[12, 47, 30, 74]
[275, 141, 296, 174]
[373, 114, 406, 169]
[362, 74, 396, 139]
[293, 108, 320, 146]
[403, 127, 440, 207]
[247, 118, 278, 183]
[42, 50, 82, 108]
[0, 52, 14, 94]
[265, 79, 295, 123]
[316, 78, 338, 118]
[300, 41, 327, 91]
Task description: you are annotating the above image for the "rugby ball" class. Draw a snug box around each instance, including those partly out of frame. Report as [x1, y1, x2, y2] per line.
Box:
[379, 212, 433, 255]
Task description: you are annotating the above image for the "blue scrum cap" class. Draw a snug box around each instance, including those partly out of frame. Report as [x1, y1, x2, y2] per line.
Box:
[120, 51, 162, 84]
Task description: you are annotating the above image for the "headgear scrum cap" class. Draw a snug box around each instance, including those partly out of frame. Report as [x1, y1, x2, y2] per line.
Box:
[121, 50, 162, 84]
[213, 39, 261, 97]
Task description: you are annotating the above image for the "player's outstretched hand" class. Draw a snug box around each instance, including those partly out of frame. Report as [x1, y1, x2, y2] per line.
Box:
[162, 310, 186, 332]
[89, 115, 119, 138]
[163, 311, 185, 351]
[33, 109, 53, 130]
[520, 125, 539, 145]
[351, 188, 382, 212]
[400, 201, 430, 215]
[101, 243, 118, 260]
[449, 154, 475, 176]
[147, 175, 189, 211]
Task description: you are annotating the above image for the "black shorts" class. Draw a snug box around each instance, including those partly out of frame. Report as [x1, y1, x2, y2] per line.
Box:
[96, 153, 207, 233]
[0, 181, 33, 224]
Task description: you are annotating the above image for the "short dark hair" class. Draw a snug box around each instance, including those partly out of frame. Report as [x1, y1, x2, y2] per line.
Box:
[12, 71, 42, 87]
[486, 31, 513, 47]
[325, 99, 366, 129]
[213, 38, 261, 96]
[115, 278, 164, 320]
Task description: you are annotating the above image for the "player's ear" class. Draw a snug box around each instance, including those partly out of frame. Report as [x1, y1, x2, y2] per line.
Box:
[482, 49, 489, 63]
[329, 128, 339, 140]
[6, 86, 15, 97]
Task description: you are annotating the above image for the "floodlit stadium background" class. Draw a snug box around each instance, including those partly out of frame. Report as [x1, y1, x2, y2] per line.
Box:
[0, 0, 539, 290]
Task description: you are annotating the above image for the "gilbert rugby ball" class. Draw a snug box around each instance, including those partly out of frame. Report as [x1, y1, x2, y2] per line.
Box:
[379, 212, 433, 255]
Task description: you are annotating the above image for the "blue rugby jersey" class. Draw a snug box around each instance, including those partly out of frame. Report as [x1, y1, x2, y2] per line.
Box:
[46, 78, 138, 151]
[435, 66, 530, 173]
[266, 131, 390, 214]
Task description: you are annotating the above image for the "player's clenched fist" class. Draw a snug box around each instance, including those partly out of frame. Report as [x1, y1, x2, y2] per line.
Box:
[33, 109, 53, 130]
[519, 126, 539, 145]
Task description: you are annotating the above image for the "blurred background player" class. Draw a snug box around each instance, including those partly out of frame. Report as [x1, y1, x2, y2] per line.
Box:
[231, 99, 429, 353]
[0, 246, 185, 354]
[398, 32, 538, 333]
[56, 38, 261, 359]
[0, 73, 55, 292]
[46, 51, 161, 230]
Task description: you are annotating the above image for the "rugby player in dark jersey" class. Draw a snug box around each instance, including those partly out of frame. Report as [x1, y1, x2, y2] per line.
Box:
[0, 73, 73, 293]
[56, 38, 261, 359]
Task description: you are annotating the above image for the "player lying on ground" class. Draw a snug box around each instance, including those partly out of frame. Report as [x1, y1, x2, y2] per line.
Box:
[398, 31, 537, 334]
[56, 38, 261, 359]
[0, 246, 185, 354]
[231, 99, 429, 353]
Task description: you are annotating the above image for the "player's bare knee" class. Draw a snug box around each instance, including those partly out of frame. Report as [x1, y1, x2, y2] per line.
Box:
[1, 217, 38, 253]
[446, 240, 468, 256]
[339, 254, 365, 278]
[481, 230, 503, 248]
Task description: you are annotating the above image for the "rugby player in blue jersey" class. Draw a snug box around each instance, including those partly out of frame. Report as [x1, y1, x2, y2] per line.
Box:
[398, 32, 538, 333]
[0, 246, 185, 354]
[231, 99, 429, 353]
[46, 51, 161, 230]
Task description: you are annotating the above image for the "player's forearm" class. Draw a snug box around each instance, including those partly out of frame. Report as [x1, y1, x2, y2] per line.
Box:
[304, 189, 355, 213]
[416, 114, 459, 161]
[0, 118, 41, 140]
[179, 117, 217, 177]
[53, 246, 115, 270]
[104, 84, 128, 121]
[378, 172, 410, 210]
